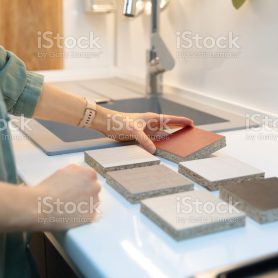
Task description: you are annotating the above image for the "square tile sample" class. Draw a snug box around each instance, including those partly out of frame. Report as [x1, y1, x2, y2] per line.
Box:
[179, 156, 265, 191]
[85, 145, 160, 176]
[106, 164, 193, 203]
[154, 126, 226, 163]
[141, 190, 245, 241]
[220, 177, 278, 224]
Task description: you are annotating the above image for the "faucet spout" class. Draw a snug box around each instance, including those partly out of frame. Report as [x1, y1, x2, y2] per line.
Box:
[123, 0, 175, 96]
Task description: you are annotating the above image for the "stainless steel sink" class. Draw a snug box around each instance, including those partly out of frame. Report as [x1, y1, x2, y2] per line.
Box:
[14, 78, 249, 155]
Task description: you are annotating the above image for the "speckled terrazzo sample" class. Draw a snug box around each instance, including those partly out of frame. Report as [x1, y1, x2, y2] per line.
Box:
[106, 164, 193, 203]
[220, 177, 278, 224]
[85, 145, 160, 176]
[141, 190, 245, 241]
[179, 156, 265, 191]
[154, 126, 226, 163]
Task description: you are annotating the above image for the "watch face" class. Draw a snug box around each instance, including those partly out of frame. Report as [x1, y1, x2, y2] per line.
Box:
[88, 101, 97, 111]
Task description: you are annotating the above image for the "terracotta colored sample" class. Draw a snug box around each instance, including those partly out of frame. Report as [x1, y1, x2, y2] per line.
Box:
[154, 126, 226, 163]
[179, 156, 265, 191]
[106, 164, 193, 203]
[220, 177, 278, 224]
[141, 191, 245, 241]
[84, 145, 160, 176]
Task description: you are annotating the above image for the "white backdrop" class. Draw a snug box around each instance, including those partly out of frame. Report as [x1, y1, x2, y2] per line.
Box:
[116, 0, 278, 115]
[63, 0, 115, 70]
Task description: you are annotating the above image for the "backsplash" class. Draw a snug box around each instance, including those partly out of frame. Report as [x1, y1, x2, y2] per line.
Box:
[62, 0, 278, 115]
[115, 0, 278, 115]
[63, 0, 115, 70]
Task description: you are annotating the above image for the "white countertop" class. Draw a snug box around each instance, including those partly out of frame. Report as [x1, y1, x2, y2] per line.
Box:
[9, 69, 278, 278]
[11, 122, 278, 278]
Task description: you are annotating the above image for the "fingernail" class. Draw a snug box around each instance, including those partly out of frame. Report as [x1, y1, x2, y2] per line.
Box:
[149, 145, 156, 154]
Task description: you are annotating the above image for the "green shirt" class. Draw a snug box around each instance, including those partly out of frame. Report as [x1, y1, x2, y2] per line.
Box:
[0, 46, 43, 278]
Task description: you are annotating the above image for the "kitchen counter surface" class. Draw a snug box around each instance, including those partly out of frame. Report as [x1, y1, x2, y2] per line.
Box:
[10, 73, 278, 277]
[11, 123, 278, 278]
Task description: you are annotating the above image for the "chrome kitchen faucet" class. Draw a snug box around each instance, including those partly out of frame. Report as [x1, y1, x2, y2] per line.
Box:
[123, 0, 175, 96]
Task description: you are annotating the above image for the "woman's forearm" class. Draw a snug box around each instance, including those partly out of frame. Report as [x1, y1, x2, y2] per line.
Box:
[0, 183, 37, 232]
[33, 83, 88, 126]
[33, 82, 193, 153]
[33, 83, 109, 131]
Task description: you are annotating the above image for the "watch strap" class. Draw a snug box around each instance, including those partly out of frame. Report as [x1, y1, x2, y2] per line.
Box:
[78, 98, 97, 128]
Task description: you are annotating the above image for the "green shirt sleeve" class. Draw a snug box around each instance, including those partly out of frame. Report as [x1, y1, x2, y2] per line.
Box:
[0, 46, 44, 118]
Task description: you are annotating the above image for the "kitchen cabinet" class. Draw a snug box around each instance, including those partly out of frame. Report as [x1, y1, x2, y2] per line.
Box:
[0, 0, 63, 70]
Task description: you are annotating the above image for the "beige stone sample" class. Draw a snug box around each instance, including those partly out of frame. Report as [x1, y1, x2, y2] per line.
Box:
[179, 156, 265, 191]
[85, 145, 160, 176]
[141, 190, 245, 241]
[106, 164, 193, 203]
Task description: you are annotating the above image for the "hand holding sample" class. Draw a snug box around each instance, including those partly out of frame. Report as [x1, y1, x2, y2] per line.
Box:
[91, 107, 194, 154]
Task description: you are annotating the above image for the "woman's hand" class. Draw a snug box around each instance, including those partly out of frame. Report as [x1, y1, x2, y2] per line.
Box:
[92, 106, 194, 154]
[34, 83, 193, 154]
[0, 165, 101, 232]
[34, 83, 193, 153]
[33, 165, 101, 231]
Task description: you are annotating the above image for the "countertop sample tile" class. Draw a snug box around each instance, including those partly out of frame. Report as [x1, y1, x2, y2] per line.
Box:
[179, 156, 265, 191]
[141, 190, 245, 241]
[220, 177, 278, 224]
[154, 126, 226, 163]
[85, 145, 160, 176]
[106, 164, 193, 203]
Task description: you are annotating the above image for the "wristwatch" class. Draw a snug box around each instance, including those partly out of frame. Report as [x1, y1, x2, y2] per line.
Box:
[78, 98, 97, 128]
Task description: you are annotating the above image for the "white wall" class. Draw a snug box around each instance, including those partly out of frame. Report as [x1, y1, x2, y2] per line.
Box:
[63, 0, 115, 70]
[116, 0, 278, 115]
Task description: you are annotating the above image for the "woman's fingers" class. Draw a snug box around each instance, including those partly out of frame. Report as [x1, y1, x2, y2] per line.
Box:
[133, 129, 156, 154]
[161, 115, 194, 127]
[131, 114, 193, 153]
[144, 113, 194, 128]
[146, 130, 170, 141]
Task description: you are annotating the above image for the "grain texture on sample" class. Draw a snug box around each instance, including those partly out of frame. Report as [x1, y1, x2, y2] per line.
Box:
[85, 145, 160, 176]
[141, 190, 245, 240]
[179, 156, 264, 191]
[106, 164, 193, 203]
[220, 177, 278, 224]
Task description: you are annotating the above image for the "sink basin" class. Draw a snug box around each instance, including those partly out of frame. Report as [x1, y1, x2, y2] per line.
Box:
[13, 78, 248, 155]
[100, 97, 228, 126]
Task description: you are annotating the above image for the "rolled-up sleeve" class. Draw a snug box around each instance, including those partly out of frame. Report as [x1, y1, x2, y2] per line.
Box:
[0, 46, 44, 118]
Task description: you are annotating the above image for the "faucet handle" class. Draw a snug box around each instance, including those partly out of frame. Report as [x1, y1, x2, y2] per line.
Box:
[149, 32, 175, 74]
